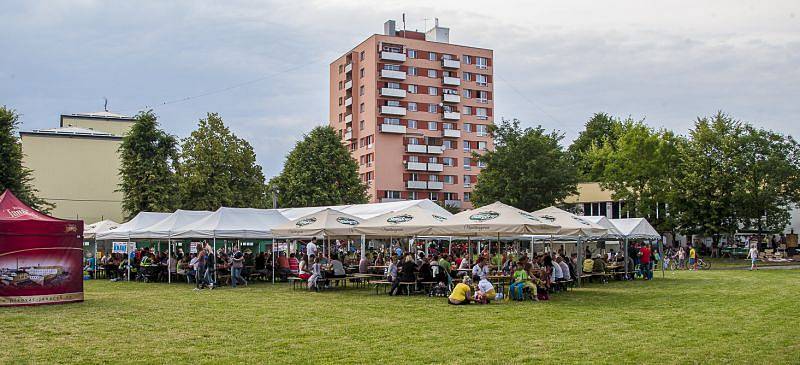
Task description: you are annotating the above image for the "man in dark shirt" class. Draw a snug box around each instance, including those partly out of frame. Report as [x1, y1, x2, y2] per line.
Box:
[390, 254, 418, 296]
[418, 257, 433, 282]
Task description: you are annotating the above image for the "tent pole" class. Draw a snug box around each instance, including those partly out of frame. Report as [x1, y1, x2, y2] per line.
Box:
[624, 237, 629, 280]
[213, 236, 217, 284]
[360, 234, 366, 261]
[168, 237, 171, 284]
[127, 235, 131, 282]
[468, 237, 472, 266]
[530, 236, 533, 257]
[497, 233, 500, 268]
[576, 237, 583, 287]
[448, 236, 452, 255]
[271, 238, 275, 284]
[659, 238, 665, 279]
[93, 238, 97, 279]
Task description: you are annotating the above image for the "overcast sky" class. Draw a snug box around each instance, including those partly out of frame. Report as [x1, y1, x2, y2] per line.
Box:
[2, 0, 798, 177]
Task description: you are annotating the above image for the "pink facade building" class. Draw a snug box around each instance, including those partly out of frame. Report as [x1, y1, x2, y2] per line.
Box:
[330, 20, 494, 209]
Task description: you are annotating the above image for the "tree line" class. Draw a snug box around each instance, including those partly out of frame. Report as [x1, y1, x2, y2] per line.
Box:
[4, 102, 798, 240]
[475, 112, 800, 242]
[119, 111, 366, 219]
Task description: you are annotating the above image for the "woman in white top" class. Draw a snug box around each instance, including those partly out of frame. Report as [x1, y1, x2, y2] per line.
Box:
[677, 246, 686, 269]
[308, 257, 322, 290]
[476, 276, 496, 303]
[298, 254, 311, 279]
[748, 244, 759, 271]
[385, 257, 398, 282]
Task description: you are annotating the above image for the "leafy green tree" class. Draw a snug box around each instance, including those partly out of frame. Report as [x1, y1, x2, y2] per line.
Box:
[0, 106, 53, 212]
[732, 123, 800, 234]
[591, 119, 683, 232]
[177, 113, 267, 210]
[118, 110, 179, 219]
[672, 112, 742, 241]
[472, 119, 578, 211]
[269, 126, 368, 207]
[568, 113, 622, 181]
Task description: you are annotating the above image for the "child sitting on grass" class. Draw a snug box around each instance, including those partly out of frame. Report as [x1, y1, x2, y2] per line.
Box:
[473, 275, 496, 304]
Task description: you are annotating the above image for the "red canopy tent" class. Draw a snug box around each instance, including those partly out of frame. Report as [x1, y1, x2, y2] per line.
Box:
[0, 189, 84, 306]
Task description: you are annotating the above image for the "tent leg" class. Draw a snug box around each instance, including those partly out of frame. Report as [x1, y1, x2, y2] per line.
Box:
[624, 237, 629, 280]
[448, 237, 452, 255]
[576, 237, 583, 287]
[213, 236, 217, 284]
[271, 239, 276, 284]
[168, 238, 171, 284]
[467, 237, 471, 266]
[127, 236, 131, 282]
[360, 235, 366, 261]
[659, 238, 665, 279]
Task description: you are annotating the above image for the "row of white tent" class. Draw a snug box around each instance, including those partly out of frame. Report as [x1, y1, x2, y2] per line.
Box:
[87, 199, 659, 242]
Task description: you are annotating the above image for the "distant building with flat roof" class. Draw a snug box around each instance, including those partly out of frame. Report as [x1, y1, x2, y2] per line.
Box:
[20, 111, 136, 223]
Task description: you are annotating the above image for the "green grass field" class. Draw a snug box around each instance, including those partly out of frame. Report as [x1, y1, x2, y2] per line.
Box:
[2, 269, 799, 364]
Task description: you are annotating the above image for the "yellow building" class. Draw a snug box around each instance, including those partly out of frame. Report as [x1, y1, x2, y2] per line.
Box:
[20, 112, 135, 223]
[563, 182, 627, 218]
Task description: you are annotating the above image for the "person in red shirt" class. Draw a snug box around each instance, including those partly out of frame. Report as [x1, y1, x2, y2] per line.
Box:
[288, 253, 300, 276]
[639, 244, 652, 280]
[276, 252, 291, 280]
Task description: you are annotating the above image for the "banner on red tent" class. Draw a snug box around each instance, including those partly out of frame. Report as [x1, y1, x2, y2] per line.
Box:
[0, 189, 84, 306]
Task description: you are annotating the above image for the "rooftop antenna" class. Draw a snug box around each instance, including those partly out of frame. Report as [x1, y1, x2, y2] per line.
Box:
[104, 97, 108, 112]
[402, 13, 406, 37]
[423, 17, 430, 31]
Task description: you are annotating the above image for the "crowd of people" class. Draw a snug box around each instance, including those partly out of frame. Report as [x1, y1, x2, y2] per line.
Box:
[83, 237, 668, 301]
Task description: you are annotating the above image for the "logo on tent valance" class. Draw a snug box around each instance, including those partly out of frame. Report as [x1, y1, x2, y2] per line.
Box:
[296, 217, 317, 227]
[387, 214, 413, 224]
[336, 217, 360, 226]
[469, 211, 499, 222]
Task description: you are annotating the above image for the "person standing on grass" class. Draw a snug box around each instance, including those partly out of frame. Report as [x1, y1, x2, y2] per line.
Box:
[748, 244, 759, 270]
[689, 244, 698, 271]
[639, 244, 652, 280]
[230, 247, 247, 288]
[306, 237, 318, 259]
[203, 244, 216, 289]
[194, 248, 206, 290]
[677, 245, 686, 269]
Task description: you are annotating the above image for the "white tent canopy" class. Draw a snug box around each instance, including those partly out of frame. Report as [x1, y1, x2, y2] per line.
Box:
[531, 206, 608, 238]
[173, 207, 290, 239]
[428, 201, 561, 236]
[96, 212, 172, 240]
[278, 199, 449, 220]
[128, 210, 213, 239]
[609, 218, 660, 239]
[84, 220, 119, 239]
[272, 208, 364, 237]
[582, 216, 623, 238]
[356, 205, 453, 236]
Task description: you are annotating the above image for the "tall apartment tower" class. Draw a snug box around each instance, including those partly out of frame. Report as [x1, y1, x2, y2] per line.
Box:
[330, 19, 494, 209]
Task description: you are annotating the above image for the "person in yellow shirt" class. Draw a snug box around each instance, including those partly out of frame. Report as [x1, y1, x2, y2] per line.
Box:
[448, 276, 473, 305]
[689, 245, 698, 271]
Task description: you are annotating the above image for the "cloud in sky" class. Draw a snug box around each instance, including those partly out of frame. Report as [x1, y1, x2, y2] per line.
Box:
[2, 0, 798, 177]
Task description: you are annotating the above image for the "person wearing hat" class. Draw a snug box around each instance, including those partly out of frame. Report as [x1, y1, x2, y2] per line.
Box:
[448, 276, 473, 305]
[592, 253, 607, 274]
